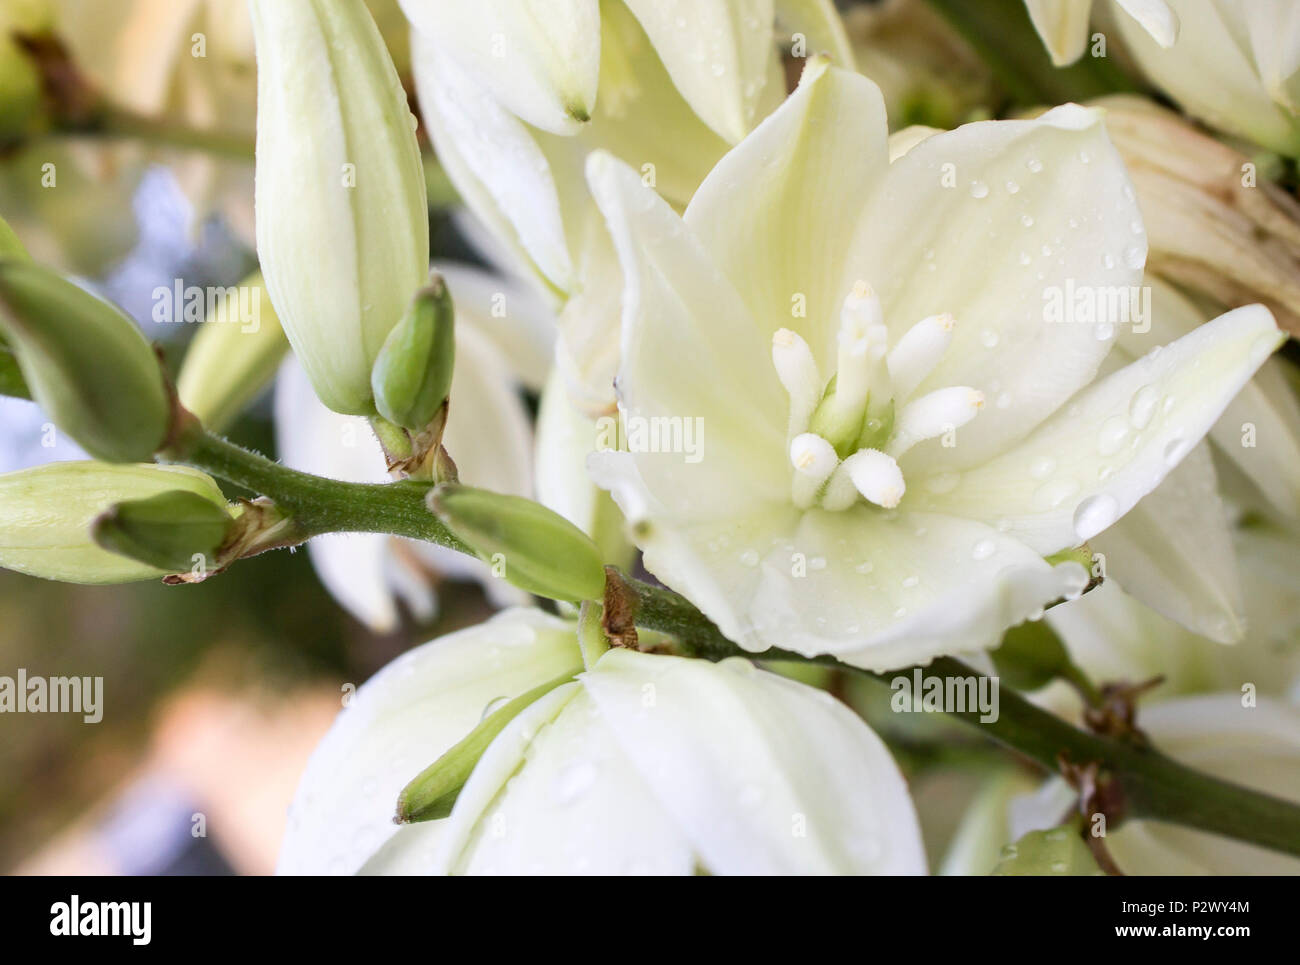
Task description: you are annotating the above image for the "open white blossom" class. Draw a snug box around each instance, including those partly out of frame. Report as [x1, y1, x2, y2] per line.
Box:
[585, 61, 1283, 671]
[273, 264, 549, 632]
[1024, 0, 1178, 67]
[278, 608, 926, 875]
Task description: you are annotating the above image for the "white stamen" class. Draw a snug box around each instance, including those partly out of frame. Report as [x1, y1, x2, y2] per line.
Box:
[886, 386, 985, 457]
[886, 313, 955, 401]
[833, 286, 884, 418]
[844, 448, 906, 509]
[772, 328, 822, 438]
[789, 433, 839, 508]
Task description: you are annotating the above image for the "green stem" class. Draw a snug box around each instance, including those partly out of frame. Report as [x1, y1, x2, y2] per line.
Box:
[90, 106, 256, 160]
[171, 429, 469, 553]
[620, 574, 1300, 860]
[167, 429, 1300, 860]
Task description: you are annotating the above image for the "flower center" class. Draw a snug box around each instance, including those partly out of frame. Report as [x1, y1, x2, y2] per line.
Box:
[773, 282, 983, 512]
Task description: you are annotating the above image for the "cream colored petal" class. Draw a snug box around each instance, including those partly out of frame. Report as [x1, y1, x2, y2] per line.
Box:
[621, 0, 777, 144]
[398, 0, 599, 134]
[684, 61, 890, 355]
[1113, 0, 1300, 156]
[1113, 0, 1178, 47]
[1091, 443, 1245, 643]
[585, 152, 788, 514]
[774, 0, 855, 66]
[1237, 0, 1300, 113]
[277, 609, 584, 874]
[1024, 0, 1094, 66]
[584, 649, 926, 874]
[851, 104, 1145, 470]
[913, 305, 1283, 556]
[412, 37, 575, 291]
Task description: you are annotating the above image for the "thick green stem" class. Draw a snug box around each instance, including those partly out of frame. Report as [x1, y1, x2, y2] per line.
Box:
[171, 429, 470, 553]
[167, 429, 1300, 860]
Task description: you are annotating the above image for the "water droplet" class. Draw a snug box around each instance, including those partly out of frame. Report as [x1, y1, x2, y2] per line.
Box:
[1046, 828, 1069, 842]
[740, 549, 759, 567]
[1128, 385, 1158, 429]
[1006, 180, 1020, 194]
[1029, 456, 1056, 480]
[971, 538, 996, 561]
[1073, 493, 1119, 539]
[1036, 478, 1080, 509]
[969, 180, 989, 198]
[980, 329, 999, 348]
[855, 560, 874, 574]
[1026, 158, 1043, 173]
[1123, 244, 1145, 269]
[1078, 150, 1091, 164]
[1096, 322, 1115, 341]
[710, 63, 725, 77]
[809, 556, 827, 570]
[996, 392, 1012, 409]
[1101, 252, 1115, 269]
[1163, 437, 1188, 465]
[1018, 251, 1032, 266]
[1019, 214, 1034, 227]
[1050, 860, 1069, 873]
[1097, 416, 1129, 456]
[902, 575, 919, 589]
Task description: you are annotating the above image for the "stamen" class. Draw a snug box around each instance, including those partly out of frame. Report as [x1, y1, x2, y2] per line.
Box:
[789, 432, 838, 508]
[772, 328, 821, 438]
[886, 313, 955, 401]
[844, 448, 906, 509]
[886, 386, 984, 458]
[833, 285, 884, 418]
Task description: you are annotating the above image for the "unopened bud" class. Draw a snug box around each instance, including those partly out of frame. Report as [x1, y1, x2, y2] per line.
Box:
[0, 258, 170, 461]
[92, 489, 236, 574]
[370, 276, 455, 431]
[427, 483, 606, 603]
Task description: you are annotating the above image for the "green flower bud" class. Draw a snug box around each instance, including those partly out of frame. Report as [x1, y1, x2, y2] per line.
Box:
[428, 483, 607, 603]
[251, 0, 429, 415]
[990, 827, 1104, 876]
[0, 462, 227, 583]
[92, 489, 236, 574]
[395, 669, 581, 824]
[0, 214, 30, 260]
[990, 620, 1074, 693]
[176, 272, 287, 433]
[0, 259, 170, 462]
[0, 0, 52, 145]
[0, 216, 31, 397]
[370, 276, 455, 431]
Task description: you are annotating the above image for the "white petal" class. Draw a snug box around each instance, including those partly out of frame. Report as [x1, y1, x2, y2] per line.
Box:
[1111, 0, 1300, 156]
[1091, 443, 1245, 643]
[912, 305, 1284, 555]
[850, 104, 1145, 470]
[399, 0, 600, 134]
[774, 0, 856, 66]
[435, 686, 695, 875]
[277, 609, 584, 874]
[586, 152, 788, 515]
[621, 0, 777, 143]
[685, 61, 889, 357]
[412, 39, 574, 290]
[1024, 0, 1094, 66]
[584, 649, 926, 874]
[1114, 0, 1179, 47]
[434, 261, 555, 393]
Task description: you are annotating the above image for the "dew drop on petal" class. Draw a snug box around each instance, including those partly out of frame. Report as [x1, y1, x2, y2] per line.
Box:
[1027, 158, 1043, 173]
[740, 549, 759, 567]
[1097, 416, 1129, 456]
[971, 538, 996, 561]
[1163, 437, 1188, 465]
[1029, 456, 1056, 480]
[1129, 385, 1158, 429]
[980, 329, 999, 348]
[970, 180, 990, 198]
[1020, 214, 1034, 227]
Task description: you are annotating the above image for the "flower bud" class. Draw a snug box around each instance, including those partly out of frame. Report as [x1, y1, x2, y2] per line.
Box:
[0, 213, 29, 260]
[0, 462, 227, 583]
[427, 483, 606, 603]
[176, 272, 287, 433]
[0, 217, 30, 397]
[92, 489, 236, 575]
[251, 0, 429, 415]
[370, 275, 454, 431]
[0, 0, 52, 145]
[0, 258, 170, 461]
[991, 828, 1102, 876]
[395, 669, 580, 823]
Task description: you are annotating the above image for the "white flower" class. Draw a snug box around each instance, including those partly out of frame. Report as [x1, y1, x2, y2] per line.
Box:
[1024, 0, 1178, 67]
[408, 0, 854, 409]
[273, 263, 549, 631]
[944, 695, 1300, 875]
[278, 608, 926, 875]
[251, 0, 428, 415]
[585, 61, 1283, 671]
[1108, 0, 1300, 157]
